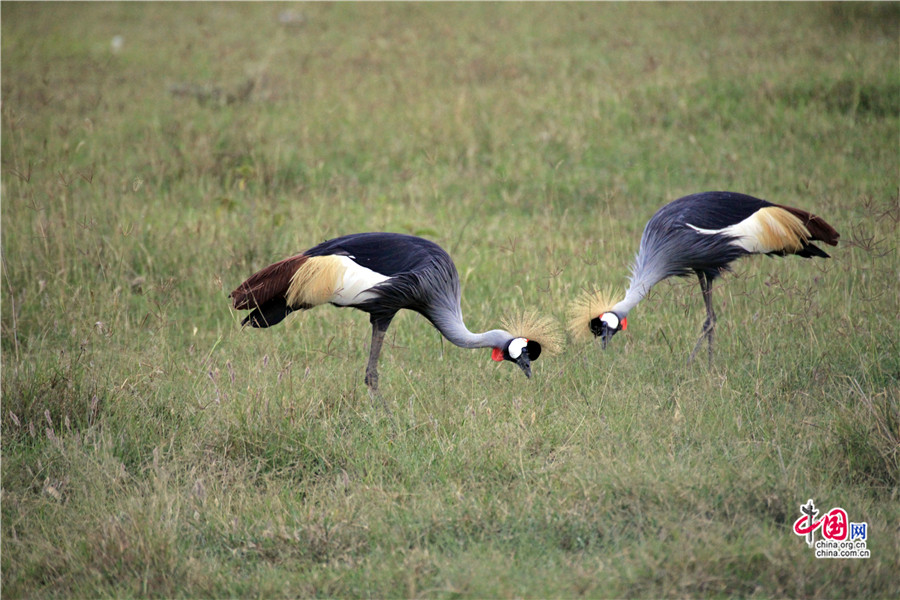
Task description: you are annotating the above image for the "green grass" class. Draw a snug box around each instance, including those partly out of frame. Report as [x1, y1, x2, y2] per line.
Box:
[2, 2, 898, 597]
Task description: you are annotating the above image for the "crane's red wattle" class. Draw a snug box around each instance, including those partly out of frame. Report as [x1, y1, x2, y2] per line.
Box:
[621, 318, 627, 331]
[491, 347, 504, 361]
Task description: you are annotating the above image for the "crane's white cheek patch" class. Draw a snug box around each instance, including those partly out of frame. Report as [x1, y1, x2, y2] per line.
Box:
[600, 313, 619, 330]
[331, 256, 392, 305]
[507, 337, 528, 359]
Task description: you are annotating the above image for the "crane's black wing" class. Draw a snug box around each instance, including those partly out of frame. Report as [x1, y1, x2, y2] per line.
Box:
[637, 192, 837, 284]
[651, 191, 773, 231]
[304, 232, 447, 276]
[654, 191, 837, 257]
[635, 192, 767, 281]
[305, 232, 462, 321]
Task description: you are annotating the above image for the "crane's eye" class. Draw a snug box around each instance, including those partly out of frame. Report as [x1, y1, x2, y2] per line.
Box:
[507, 337, 528, 359]
[600, 312, 620, 330]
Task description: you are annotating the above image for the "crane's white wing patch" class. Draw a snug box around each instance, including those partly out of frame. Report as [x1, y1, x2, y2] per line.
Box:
[286, 254, 391, 307]
[331, 255, 392, 305]
[687, 207, 808, 254]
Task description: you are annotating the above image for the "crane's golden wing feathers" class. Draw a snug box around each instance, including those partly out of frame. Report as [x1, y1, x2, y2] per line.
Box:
[773, 203, 840, 246]
[743, 206, 839, 256]
[751, 207, 811, 254]
[231, 254, 309, 310]
[286, 255, 344, 307]
[501, 310, 563, 356]
[567, 288, 619, 343]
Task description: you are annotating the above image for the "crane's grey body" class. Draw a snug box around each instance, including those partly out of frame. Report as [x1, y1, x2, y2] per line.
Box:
[611, 193, 755, 318]
[231, 233, 539, 391]
[593, 192, 840, 363]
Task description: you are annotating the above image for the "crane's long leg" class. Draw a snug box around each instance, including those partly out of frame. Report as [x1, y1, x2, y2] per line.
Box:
[364, 315, 394, 394]
[688, 271, 716, 366]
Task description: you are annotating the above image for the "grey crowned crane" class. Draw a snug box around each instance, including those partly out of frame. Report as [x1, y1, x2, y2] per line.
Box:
[569, 191, 840, 363]
[231, 232, 560, 391]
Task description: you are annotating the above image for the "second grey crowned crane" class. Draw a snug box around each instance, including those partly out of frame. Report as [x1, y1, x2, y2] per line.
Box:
[231, 232, 560, 391]
[569, 191, 840, 363]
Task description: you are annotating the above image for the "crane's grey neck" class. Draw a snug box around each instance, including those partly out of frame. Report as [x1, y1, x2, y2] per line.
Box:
[427, 307, 513, 349]
[611, 283, 650, 317]
[611, 250, 669, 317]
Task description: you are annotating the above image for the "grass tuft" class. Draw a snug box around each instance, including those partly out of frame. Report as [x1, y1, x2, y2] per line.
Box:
[829, 379, 900, 493]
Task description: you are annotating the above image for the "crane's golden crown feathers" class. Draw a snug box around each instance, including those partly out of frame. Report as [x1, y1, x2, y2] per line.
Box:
[501, 310, 563, 356]
[566, 288, 620, 343]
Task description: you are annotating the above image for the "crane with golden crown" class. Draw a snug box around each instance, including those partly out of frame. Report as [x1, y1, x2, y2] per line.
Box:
[569, 191, 839, 364]
[231, 232, 560, 391]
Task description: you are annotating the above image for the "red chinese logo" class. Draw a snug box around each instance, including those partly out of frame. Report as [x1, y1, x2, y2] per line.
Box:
[792, 498, 870, 558]
[793, 501, 848, 544]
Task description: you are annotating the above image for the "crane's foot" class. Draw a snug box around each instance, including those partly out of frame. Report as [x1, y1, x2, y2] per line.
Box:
[364, 365, 382, 395]
[366, 383, 397, 434]
[365, 370, 395, 416]
[364, 372, 378, 391]
[688, 324, 715, 367]
[367, 383, 384, 406]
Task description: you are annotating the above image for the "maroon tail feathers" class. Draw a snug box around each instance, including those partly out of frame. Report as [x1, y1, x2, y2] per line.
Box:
[775, 204, 840, 246]
[230, 254, 308, 310]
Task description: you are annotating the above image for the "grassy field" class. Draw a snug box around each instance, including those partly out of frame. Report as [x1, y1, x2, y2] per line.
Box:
[2, 2, 898, 597]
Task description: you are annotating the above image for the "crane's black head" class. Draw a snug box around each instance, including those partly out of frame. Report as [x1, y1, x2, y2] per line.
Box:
[491, 337, 542, 378]
[589, 312, 627, 350]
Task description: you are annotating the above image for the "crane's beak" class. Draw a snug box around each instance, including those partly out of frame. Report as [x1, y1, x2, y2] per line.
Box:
[589, 316, 615, 350]
[515, 350, 533, 378]
[601, 327, 615, 350]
